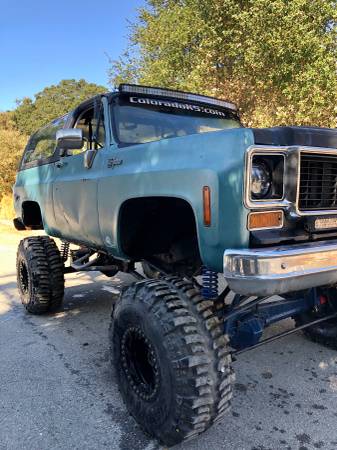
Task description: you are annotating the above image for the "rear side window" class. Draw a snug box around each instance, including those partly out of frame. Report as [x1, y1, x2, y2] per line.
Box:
[22, 115, 68, 166]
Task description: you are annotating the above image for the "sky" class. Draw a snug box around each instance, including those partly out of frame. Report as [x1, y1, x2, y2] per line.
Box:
[0, 0, 144, 111]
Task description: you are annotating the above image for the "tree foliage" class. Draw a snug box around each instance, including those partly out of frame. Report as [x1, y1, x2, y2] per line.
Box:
[110, 0, 337, 127]
[13, 79, 107, 135]
[0, 112, 27, 199]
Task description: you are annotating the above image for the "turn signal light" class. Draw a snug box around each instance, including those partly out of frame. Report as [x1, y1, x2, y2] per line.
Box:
[248, 210, 283, 230]
[203, 186, 211, 226]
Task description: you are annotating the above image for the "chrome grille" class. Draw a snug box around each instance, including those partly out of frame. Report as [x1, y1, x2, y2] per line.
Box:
[298, 153, 337, 211]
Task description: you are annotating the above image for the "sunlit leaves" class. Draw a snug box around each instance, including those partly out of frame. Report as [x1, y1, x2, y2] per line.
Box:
[13, 79, 107, 135]
[110, 0, 336, 127]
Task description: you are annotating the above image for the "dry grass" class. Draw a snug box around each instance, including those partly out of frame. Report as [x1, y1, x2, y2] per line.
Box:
[0, 196, 37, 245]
[0, 219, 43, 246]
[0, 195, 15, 220]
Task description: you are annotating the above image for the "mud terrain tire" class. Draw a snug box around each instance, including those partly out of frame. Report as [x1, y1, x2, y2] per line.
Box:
[110, 277, 234, 446]
[16, 236, 64, 314]
[295, 311, 337, 350]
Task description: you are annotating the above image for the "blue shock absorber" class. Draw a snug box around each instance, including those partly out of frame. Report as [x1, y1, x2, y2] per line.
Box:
[202, 266, 219, 299]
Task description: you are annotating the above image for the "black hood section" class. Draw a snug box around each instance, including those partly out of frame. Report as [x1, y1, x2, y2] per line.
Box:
[253, 126, 337, 149]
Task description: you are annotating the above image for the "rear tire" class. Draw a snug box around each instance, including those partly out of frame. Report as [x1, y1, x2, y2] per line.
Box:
[16, 236, 64, 314]
[110, 277, 234, 446]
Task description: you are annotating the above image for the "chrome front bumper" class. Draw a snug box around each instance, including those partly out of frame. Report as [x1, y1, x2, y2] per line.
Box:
[224, 240, 337, 296]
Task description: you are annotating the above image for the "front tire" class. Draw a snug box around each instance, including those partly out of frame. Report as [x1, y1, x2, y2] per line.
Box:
[295, 289, 337, 349]
[295, 313, 337, 350]
[16, 236, 64, 314]
[110, 277, 234, 446]
[141, 261, 161, 279]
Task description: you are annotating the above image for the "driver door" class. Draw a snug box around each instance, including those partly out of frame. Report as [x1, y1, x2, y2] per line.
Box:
[53, 100, 105, 247]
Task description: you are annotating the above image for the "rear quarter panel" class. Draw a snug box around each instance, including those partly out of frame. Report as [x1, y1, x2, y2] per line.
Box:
[13, 163, 58, 235]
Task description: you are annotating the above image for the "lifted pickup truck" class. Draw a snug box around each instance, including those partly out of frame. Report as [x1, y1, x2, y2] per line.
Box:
[14, 84, 337, 446]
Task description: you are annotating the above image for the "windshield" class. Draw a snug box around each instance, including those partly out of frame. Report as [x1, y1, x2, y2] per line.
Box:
[113, 95, 241, 145]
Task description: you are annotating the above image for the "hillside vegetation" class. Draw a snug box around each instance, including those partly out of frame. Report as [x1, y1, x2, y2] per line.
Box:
[110, 0, 336, 127]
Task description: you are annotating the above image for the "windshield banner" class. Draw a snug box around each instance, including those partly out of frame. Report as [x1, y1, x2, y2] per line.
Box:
[129, 96, 228, 117]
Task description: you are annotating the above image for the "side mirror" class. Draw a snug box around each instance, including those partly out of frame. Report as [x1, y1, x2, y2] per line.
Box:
[56, 129, 83, 156]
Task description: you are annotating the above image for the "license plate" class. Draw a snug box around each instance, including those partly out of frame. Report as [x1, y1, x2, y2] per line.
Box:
[314, 217, 337, 230]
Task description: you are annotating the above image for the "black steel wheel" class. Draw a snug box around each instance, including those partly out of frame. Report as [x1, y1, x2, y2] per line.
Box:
[16, 236, 64, 314]
[110, 277, 234, 446]
[121, 326, 160, 401]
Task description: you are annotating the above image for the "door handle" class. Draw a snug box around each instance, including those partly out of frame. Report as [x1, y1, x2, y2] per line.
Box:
[56, 161, 67, 168]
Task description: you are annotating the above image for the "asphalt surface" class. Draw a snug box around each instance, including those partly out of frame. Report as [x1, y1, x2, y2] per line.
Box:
[1, 230, 337, 450]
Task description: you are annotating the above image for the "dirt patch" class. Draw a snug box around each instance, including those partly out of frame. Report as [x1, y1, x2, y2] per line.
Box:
[0, 220, 44, 246]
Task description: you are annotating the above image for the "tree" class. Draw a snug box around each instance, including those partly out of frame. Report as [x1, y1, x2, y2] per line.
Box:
[0, 112, 27, 199]
[110, 0, 337, 127]
[13, 79, 107, 135]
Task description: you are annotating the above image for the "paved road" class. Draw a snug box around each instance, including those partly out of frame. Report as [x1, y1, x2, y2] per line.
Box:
[1, 231, 337, 450]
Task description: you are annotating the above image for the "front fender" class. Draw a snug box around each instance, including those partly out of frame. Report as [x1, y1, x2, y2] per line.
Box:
[98, 127, 254, 272]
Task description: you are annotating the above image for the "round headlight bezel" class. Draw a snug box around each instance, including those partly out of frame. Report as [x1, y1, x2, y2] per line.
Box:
[251, 162, 272, 199]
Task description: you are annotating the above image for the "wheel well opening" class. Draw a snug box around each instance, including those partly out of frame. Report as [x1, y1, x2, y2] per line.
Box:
[22, 201, 43, 229]
[119, 197, 201, 275]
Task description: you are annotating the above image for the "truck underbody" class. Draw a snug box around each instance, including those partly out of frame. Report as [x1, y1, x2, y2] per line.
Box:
[53, 238, 337, 355]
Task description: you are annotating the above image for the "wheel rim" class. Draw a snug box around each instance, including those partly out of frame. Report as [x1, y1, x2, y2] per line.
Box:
[18, 260, 30, 301]
[121, 327, 160, 401]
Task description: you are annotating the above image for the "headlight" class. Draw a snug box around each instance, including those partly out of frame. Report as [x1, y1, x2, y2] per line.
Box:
[251, 163, 271, 199]
[246, 152, 285, 206]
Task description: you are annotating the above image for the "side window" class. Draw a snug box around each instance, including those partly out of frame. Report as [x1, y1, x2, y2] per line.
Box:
[74, 104, 105, 153]
[93, 109, 106, 148]
[23, 116, 68, 165]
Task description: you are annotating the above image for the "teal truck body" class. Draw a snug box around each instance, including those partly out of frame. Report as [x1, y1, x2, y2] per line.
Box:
[13, 85, 337, 446]
[13, 85, 337, 292]
[14, 126, 253, 272]
[14, 87, 253, 274]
